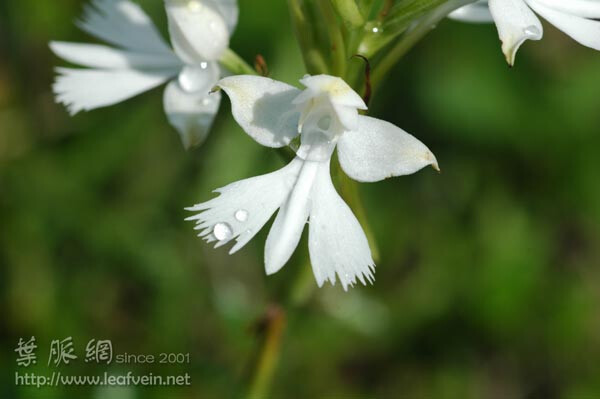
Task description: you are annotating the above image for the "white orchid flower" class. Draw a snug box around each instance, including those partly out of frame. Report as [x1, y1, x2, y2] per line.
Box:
[449, 0, 600, 65]
[50, 0, 238, 149]
[186, 75, 439, 290]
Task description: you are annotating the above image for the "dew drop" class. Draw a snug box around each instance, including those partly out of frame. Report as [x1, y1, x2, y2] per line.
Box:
[179, 66, 210, 92]
[200, 61, 208, 69]
[213, 222, 233, 241]
[234, 209, 249, 222]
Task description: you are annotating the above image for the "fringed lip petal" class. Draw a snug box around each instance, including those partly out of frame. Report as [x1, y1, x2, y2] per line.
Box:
[53, 67, 175, 115]
[186, 158, 303, 255]
[77, 0, 173, 54]
[489, 0, 543, 66]
[264, 159, 318, 275]
[49, 42, 181, 69]
[308, 160, 375, 291]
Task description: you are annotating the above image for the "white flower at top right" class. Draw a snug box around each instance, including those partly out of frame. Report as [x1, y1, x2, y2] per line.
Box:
[449, 0, 600, 65]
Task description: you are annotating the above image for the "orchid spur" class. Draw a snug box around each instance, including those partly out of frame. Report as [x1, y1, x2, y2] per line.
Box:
[450, 0, 600, 65]
[50, 0, 238, 149]
[186, 75, 439, 290]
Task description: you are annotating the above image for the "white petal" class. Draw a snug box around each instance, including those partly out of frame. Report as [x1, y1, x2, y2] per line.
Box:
[217, 76, 301, 148]
[308, 160, 375, 291]
[295, 75, 366, 132]
[331, 103, 360, 132]
[53, 67, 174, 115]
[49, 41, 181, 69]
[448, 1, 494, 23]
[204, 0, 239, 33]
[527, 0, 600, 51]
[163, 80, 221, 149]
[337, 116, 439, 183]
[165, 0, 230, 63]
[186, 157, 302, 254]
[264, 159, 319, 275]
[297, 75, 367, 109]
[77, 0, 172, 54]
[489, 0, 543, 65]
[532, 0, 600, 19]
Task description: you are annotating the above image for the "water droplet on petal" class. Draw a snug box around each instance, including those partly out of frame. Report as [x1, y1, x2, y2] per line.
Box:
[213, 223, 233, 241]
[179, 66, 211, 93]
[524, 26, 540, 37]
[234, 209, 249, 222]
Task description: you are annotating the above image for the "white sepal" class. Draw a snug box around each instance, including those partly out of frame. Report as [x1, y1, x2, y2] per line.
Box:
[531, 0, 600, 19]
[163, 80, 221, 149]
[527, 0, 600, 51]
[217, 76, 301, 148]
[204, 0, 239, 33]
[165, 0, 230, 63]
[488, 0, 543, 65]
[337, 115, 438, 183]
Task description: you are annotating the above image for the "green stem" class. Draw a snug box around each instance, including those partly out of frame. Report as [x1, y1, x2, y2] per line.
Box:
[219, 48, 257, 75]
[317, 0, 347, 77]
[288, 0, 330, 74]
[331, 0, 365, 28]
[371, 0, 476, 91]
[246, 306, 286, 399]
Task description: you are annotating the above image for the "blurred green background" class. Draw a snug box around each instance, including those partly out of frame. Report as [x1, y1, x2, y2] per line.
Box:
[1, 0, 600, 398]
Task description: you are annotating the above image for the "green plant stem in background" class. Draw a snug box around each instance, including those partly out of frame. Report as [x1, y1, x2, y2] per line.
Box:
[220, 48, 257, 75]
[371, 0, 476, 91]
[288, 259, 318, 307]
[359, 0, 468, 59]
[331, 0, 365, 28]
[246, 306, 286, 399]
[318, 0, 347, 77]
[288, 0, 330, 74]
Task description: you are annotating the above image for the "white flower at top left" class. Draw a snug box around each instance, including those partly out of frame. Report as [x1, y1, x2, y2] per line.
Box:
[50, 0, 238, 149]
